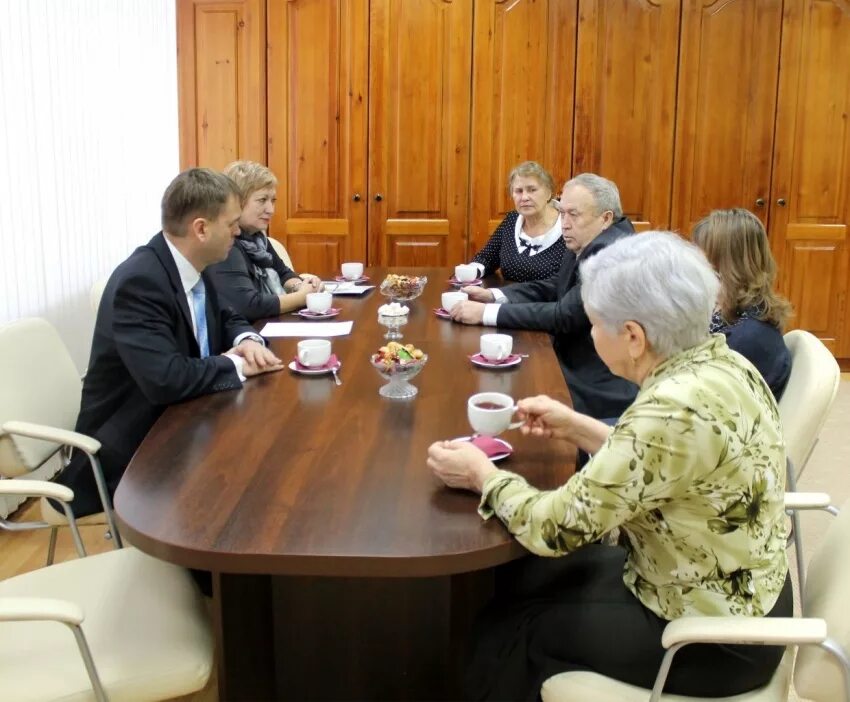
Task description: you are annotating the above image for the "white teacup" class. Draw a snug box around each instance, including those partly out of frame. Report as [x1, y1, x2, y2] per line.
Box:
[306, 291, 333, 314]
[441, 291, 468, 312]
[297, 339, 332, 367]
[455, 264, 478, 282]
[467, 392, 523, 437]
[341, 262, 364, 281]
[480, 333, 513, 361]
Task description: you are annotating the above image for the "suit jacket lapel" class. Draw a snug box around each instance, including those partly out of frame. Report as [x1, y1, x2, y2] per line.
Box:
[149, 232, 198, 353]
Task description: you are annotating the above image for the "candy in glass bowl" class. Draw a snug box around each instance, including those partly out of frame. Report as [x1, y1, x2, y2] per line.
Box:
[370, 341, 428, 399]
[379, 274, 427, 302]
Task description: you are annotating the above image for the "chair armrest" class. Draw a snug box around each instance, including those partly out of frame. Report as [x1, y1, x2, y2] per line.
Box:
[0, 597, 84, 625]
[0, 479, 73, 503]
[662, 616, 827, 648]
[784, 492, 833, 511]
[2, 420, 101, 455]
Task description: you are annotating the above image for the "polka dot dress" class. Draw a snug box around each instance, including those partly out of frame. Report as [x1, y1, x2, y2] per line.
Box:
[471, 211, 565, 283]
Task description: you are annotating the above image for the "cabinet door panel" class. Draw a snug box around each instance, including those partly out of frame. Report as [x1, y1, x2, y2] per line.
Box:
[177, 0, 266, 169]
[267, 0, 368, 273]
[671, 0, 782, 234]
[770, 0, 850, 354]
[574, 0, 680, 230]
[368, 0, 473, 267]
[468, 0, 577, 255]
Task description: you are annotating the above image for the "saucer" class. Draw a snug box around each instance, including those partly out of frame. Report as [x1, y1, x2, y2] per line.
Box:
[335, 275, 370, 284]
[448, 277, 483, 287]
[434, 308, 452, 320]
[469, 352, 522, 369]
[452, 435, 513, 462]
[288, 355, 341, 375]
[296, 307, 341, 319]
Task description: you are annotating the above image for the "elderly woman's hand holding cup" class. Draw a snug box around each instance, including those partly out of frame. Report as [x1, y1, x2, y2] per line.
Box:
[515, 395, 578, 440]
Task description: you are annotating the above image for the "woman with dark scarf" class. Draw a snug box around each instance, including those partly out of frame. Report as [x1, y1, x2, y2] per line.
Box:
[207, 161, 323, 321]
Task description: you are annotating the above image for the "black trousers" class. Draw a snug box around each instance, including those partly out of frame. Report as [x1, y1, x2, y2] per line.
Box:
[466, 545, 793, 701]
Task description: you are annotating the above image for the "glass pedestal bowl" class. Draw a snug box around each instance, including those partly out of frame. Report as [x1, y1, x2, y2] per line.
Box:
[370, 354, 428, 399]
[379, 275, 428, 304]
[378, 312, 409, 340]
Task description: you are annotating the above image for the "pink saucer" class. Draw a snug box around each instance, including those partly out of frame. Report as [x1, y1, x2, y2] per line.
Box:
[453, 435, 513, 461]
[448, 277, 483, 287]
[290, 354, 341, 373]
[296, 307, 341, 319]
[469, 352, 522, 369]
[334, 275, 370, 284]
[434, 308, 452, 320]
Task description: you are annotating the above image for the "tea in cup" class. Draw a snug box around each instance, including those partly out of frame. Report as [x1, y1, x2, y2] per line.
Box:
[341, 262, 364, 280]
[297, 339, 332, 367]
[455, 264, 478, 282]
[306, 291, 333, 314]
[441, 291, 468, 312]
[467, 392, 523, 436]
[480, 333, 513, 362]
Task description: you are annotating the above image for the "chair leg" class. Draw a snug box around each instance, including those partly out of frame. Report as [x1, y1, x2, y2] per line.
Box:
[785, 458, 806, 600]
[46, 527, 58, 566]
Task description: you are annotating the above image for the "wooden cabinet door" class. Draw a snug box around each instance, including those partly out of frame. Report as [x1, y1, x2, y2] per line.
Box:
[368, 0, 473, 267]
[468, 0, 577, 256]
[573, 0, 680, 231]
[266, 0, 368, 273]
[177, 0, 266, 169]
[770, 0, 850, 355]
[671, 0, 783, 235]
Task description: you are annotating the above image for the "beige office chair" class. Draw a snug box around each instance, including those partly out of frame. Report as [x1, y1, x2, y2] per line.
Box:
[0, 479, 214, 701]
[778, 330, 841, 480]
[541, 493, 849, 702]
[89, 277, 109, 314]
[268, 235, 294, 269]
[776, 330, 840, 593]
[0, 318, 121, 564]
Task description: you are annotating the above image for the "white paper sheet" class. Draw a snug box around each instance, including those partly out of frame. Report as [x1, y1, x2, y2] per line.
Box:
[259, 321, 354, 338]
[323, 281, 375, 295]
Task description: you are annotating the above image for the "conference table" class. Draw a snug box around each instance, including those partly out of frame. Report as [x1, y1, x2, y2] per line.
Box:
[114, 267, 576, 701]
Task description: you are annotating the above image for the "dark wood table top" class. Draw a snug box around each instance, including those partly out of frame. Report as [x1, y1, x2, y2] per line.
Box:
[115, 267, 576, 577]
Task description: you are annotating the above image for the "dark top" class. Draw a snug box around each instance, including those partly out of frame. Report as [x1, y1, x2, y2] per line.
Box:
[207, 231, 300, 321]
[710, 308, 790, 399]
[496, 217, 639, 419]
[59, 232, 252, 516]
[472, 210, 566, 283]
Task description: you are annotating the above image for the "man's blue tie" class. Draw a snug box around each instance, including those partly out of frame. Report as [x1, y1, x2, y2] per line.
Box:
[190, 279, 210, 358]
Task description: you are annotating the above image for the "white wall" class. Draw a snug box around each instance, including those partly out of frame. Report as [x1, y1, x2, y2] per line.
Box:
[0, 0, 179, 371]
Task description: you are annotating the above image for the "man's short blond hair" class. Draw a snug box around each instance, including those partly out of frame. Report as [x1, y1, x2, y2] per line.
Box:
[223, 160, 278, 205]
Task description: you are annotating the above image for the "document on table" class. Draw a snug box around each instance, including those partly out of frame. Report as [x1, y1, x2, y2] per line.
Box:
[259, 321, 354, 337]
[323, 281, 375, 295]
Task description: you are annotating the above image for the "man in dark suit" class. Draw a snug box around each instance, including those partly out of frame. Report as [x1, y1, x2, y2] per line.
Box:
[57, 168, 283, 517]
[451, 173, 638, 419]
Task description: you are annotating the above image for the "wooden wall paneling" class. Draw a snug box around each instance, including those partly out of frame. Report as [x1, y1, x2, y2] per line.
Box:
[670, 0, 783, 235]
[573, 0, 680, 231]
[177, 0, 266, 169]
[467, 0, 578, 256]
[769, 0, 850, 354]
[368, 0, 473, 267]
[266, 0, 368, 274]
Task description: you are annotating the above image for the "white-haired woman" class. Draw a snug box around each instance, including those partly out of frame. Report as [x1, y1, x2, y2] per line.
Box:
[428, 232, 791, 700]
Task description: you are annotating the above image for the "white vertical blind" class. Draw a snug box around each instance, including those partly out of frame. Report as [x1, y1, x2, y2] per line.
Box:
[0, 0, 179, 371]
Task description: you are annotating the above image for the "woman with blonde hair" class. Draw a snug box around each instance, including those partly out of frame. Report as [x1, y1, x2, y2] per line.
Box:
[464, 161, 565, 282]
[207, 160, 323, 320]
[692, 208, 792, 398]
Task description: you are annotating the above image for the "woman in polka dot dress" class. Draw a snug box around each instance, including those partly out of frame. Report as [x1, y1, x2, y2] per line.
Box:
[468, 161, 565, 283]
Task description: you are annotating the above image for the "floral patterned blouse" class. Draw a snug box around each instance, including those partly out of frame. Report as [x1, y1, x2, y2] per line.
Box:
[479, 334, 788, 620]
